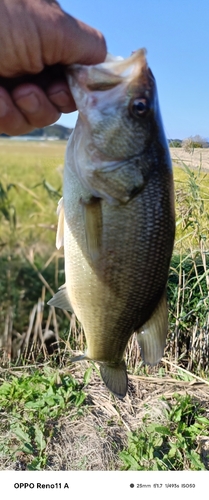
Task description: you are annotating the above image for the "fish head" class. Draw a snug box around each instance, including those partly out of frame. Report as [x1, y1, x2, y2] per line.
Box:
[66, 49, 167, 161]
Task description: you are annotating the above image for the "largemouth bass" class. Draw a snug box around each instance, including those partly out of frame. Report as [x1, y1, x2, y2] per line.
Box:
[48, 49, 175, 399]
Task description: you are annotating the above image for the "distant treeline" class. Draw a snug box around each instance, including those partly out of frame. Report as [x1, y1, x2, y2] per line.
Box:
[0, 124, 73, 140]
[169, 135, 209, 148]
[1, 127, 208, 147]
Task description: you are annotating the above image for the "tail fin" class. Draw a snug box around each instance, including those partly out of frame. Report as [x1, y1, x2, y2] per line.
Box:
[70, 354, 128, 399]
[100, 361, 128, 399]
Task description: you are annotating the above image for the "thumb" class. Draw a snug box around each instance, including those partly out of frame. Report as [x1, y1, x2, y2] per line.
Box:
[44, 9, 107, 67]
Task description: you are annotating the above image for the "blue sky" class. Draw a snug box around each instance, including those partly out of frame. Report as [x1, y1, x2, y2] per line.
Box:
[57, 0, 209, 140]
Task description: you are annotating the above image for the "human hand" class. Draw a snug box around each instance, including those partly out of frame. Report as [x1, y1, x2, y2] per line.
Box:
[0, 0, 106, 135]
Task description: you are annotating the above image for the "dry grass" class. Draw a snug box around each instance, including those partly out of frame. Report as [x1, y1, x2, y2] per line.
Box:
[43, 362, 209, 471]
[1, 216, 209, 375]
[170, 147, 209, 171]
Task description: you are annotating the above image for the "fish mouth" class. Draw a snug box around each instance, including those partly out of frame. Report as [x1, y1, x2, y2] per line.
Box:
[67, 48, 147, 80]
[66, 49, 155, 127]
[66, 48, 153, 107]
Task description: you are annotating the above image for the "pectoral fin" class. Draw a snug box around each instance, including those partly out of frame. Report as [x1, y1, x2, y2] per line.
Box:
[81, 196, 102, 260]
[100, 361, 128, 399]
[48, 284, 73, 312]
[56, 197, 64, 249]
[70, 354, 87, 362]
[137, 291, 168, 365]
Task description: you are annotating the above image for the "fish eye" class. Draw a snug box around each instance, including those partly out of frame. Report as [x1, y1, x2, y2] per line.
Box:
[129, 97, 149, 118]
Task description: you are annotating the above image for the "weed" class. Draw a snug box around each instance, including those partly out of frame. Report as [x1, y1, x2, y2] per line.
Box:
[167, 161, 209, 372]
[0, 366, 87, 469]
[120, 394, 209, 470]
[0, 181, 17, 232]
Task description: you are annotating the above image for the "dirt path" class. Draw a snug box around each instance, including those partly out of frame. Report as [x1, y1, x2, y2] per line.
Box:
[170, 147, 209, 171]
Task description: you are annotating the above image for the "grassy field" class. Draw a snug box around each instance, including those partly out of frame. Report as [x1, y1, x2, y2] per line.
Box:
[0, 139, 209, 471]
[0, 139, 65, 249]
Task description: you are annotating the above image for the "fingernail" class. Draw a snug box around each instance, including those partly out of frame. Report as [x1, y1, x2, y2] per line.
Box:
[15, 92, 39, 113]
[48, 90, 70, 107]
[0, 97, 9, 117]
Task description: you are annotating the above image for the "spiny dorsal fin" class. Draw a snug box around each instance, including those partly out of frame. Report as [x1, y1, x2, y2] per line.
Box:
[136, 290, 168, 365]
[47, 284, 73, 312]
[81, 196, 102, 260]
[100, 361, 128, 399]
[56, 197, 64, 249]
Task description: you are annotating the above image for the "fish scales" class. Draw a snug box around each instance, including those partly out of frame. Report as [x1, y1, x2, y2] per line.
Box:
[48, 49, 175, 399]
[63, 158, 173, 349]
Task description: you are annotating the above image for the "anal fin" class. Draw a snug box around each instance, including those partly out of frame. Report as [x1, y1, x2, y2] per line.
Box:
[136, 290, 168, 365]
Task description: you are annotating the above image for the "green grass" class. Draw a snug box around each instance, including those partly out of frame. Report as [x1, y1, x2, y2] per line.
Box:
[120, 393, 209, 470]
[165, 161, 209, 373]
[0, 139, 65, 249]
[0, 141, 209, 471]
[0, 141, 209, 372]
[174, 164, 209, 244]
[0, 364, 208, 470]
[0, 365, 87, 470]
